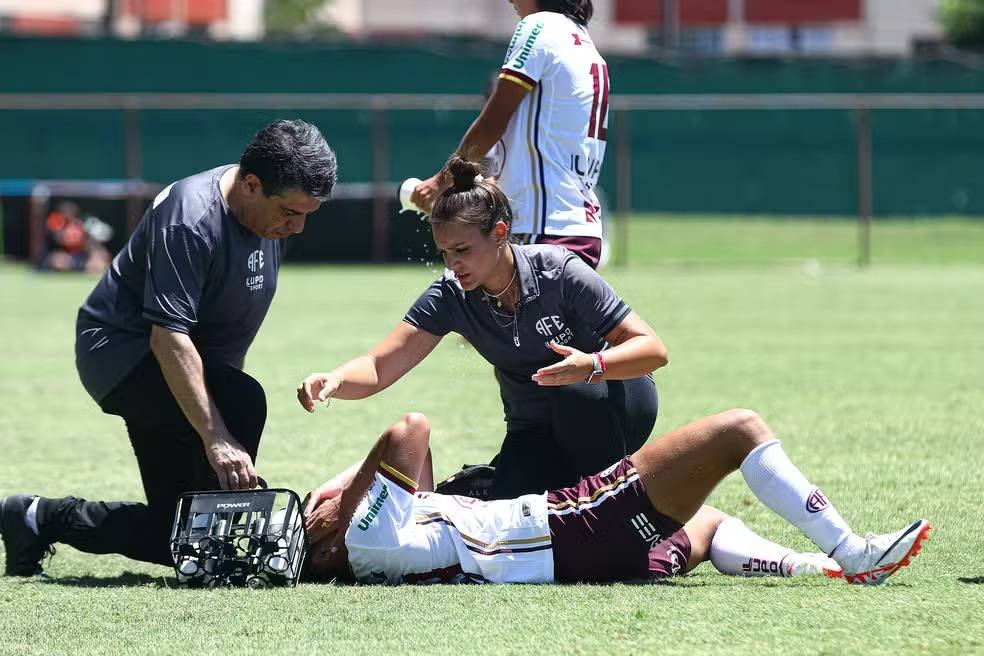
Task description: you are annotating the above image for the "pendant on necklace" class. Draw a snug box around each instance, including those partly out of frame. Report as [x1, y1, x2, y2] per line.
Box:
[497, 300, 502, 308]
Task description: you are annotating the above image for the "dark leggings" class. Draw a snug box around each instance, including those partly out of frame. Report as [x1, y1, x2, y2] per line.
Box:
[490, 376, 658, 499]
[39, 354, 266, 566]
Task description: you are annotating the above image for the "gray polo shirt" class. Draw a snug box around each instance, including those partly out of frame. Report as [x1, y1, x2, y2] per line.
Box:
[404, 244, 631, 429]
[75, 165, 281, 402]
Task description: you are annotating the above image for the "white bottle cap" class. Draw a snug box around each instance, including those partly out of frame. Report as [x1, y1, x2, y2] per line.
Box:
[398, 177, 425, 215]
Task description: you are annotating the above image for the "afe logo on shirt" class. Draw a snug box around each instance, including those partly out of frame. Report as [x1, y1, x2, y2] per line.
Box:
[536, 315, 574, 346]
[535, 315, 564, 337]
[246, 250, 265, 291]
[247, 250, 264, 273]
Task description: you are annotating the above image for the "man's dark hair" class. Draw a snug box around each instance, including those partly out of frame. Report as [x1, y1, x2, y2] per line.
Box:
[239, 119, 338, 201]
[538, 0, 593, 25]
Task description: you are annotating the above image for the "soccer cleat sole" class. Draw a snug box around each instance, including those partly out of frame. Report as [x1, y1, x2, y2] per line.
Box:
[844, 520, 931, 585]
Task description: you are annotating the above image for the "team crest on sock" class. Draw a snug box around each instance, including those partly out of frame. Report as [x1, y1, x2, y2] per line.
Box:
[805, 488, 829, 514]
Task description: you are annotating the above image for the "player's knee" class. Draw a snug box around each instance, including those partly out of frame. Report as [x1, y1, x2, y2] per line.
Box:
[696, 505, 730, 530]
[721, 408, 772, 451]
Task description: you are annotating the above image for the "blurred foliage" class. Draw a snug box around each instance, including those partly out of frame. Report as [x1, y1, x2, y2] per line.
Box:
[265, 0, 336, 37]
[940, 0, 984, 47]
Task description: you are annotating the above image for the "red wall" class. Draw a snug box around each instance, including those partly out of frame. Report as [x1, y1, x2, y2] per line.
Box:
[745, 0, 861, 23]
[614, 0, 862, 25]
[122, 0, 227, 25]
[615, 0, 729, 26]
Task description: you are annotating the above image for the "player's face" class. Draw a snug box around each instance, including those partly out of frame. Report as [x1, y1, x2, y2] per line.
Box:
[239, 174, 322, 240]
[432, 221, 507, 291]
[509, 0, 538, 18]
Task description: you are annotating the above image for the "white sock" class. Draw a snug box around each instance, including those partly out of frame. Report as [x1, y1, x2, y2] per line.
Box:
[25, 496, 40, 536]
[710, 517, 795, 577]
[740, 440, 858, 555]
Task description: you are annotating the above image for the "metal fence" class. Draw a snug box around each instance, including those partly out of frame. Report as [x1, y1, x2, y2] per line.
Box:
[3, 92, 984, 265]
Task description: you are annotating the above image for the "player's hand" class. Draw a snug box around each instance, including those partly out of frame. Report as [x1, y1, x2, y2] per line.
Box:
[531, 341, 594, 386]
[305, 496, 342, 544]
[304, 477, 346, 515]
[203, 432, 257, 490]
[410, 173, 445, 213]
[296, 372, 343, 412]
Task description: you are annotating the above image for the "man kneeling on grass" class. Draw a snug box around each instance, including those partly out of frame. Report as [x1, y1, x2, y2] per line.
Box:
[301, 411, 930, 585]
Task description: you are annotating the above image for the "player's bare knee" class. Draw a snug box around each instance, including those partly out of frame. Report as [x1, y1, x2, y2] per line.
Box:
[716, 408, 771, 461]
[695, 504, 730, 531]
[725, 408, 770, 442]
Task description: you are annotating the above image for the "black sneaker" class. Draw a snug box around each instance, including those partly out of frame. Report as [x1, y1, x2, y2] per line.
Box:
[0, 495, 51, 576]
[434, 464, 496, 500]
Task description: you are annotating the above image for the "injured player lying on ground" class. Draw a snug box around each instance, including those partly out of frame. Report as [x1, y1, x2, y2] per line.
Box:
[301, 411, 930, 586]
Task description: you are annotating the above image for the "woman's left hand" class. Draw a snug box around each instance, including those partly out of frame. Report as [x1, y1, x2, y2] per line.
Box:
[531, 341, 594, 386]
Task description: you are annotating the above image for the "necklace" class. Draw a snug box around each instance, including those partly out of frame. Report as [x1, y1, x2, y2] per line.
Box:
[481, 269, 517, 308]
[486, 302, 516, 329]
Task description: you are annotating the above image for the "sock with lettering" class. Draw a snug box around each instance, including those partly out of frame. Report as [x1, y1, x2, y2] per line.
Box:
[740, 439, 863, 557]
[709, 517, 797, 577]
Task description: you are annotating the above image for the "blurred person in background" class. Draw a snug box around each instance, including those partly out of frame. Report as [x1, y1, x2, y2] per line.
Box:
[299, 158, 663, 503]
[37, 201, 112, 274]
[0, 120, 337, 576]
[412, 0, 608, 269]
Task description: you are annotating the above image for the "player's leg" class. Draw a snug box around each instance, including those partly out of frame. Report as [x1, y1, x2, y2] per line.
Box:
[708, 515, 841, 578]
[676, 505, 840, 578]
[630, 409, 929, 585]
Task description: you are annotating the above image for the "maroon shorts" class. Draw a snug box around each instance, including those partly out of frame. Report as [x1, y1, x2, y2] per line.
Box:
[547, 457, 691, 583]
[515, 234, 602, 270]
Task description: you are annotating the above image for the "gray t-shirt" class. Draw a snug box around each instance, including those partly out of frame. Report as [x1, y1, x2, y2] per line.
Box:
[75, 165, 281, 402]
[404, 244, 630, 429]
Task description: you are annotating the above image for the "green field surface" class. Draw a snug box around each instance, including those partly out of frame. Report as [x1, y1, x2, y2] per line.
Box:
[1, 219, 982, 655]
[622, 215, 984, 265]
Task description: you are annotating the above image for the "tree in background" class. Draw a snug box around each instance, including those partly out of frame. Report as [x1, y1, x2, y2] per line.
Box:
[940, 0, 984, 48]
[265, 0, 336, 37]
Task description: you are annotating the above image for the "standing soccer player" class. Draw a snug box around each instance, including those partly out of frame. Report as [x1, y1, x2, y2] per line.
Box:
[0, 120, 337, 576]
[413, 0, 608, 269]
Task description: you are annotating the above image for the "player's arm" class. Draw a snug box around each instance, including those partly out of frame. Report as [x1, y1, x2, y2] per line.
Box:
[305, 413, 433, 543]
[411, 78, 528, 212]
[297, 321, 441, 411]
[304, 443, 434, 515]
[150, 326, 257, 490]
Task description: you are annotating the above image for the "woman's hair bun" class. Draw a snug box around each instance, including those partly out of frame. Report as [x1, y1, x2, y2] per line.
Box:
[446, 156, 481, 190]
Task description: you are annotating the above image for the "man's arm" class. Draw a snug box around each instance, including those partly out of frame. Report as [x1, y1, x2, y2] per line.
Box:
[411, 79, 528, 212]
[150, 325, 257, 490]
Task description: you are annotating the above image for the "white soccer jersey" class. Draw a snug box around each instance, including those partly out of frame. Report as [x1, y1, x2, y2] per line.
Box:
[345, 464, 554, 585]
[497, 11, 609, 239]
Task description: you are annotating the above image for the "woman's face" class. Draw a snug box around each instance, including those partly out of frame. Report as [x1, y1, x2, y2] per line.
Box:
[432, 220, 507, 291]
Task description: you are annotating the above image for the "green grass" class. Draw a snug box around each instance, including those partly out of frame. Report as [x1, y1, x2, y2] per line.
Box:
[1, 218, 983, 655]
[621, 215, 984, 265]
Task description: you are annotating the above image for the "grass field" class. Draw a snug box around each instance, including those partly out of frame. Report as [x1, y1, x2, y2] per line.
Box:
[1, 218, 983, 655]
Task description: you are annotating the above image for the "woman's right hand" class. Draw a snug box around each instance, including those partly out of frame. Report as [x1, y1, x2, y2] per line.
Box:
[296, 372, 343, 413]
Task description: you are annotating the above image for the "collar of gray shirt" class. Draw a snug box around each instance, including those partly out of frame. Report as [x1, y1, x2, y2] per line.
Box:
[512, 243, 541, 306]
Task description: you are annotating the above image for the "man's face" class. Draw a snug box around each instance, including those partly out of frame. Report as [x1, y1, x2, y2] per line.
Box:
[239, 174, 322, 240]
[432, 220, 507, 292]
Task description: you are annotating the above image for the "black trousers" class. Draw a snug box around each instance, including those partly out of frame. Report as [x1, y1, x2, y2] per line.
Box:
[39, 354, 266, 566]
[490, 376, 658, 499]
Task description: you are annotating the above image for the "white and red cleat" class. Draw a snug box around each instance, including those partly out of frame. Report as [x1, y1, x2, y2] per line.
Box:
[838, 519, 931, 585]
